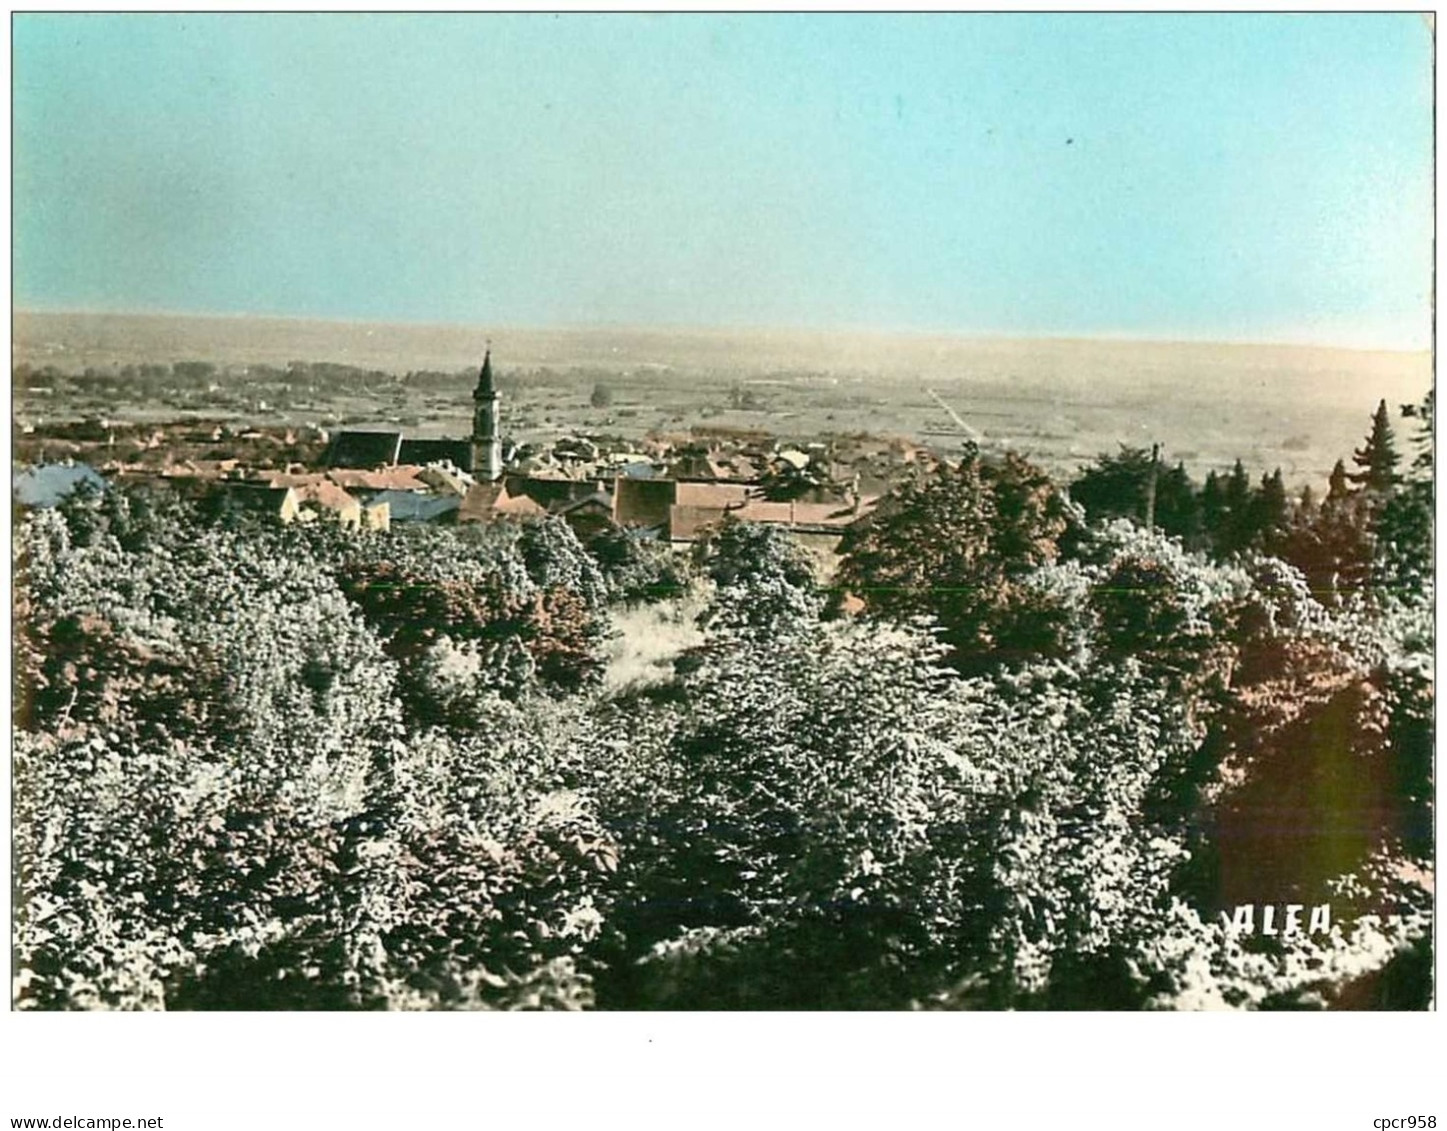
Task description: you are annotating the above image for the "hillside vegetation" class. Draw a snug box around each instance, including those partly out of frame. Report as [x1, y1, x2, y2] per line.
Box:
[12, 397, 1432, 1009]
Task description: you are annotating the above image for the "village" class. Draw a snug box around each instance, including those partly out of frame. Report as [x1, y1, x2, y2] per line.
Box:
[12, 349, 949, 575]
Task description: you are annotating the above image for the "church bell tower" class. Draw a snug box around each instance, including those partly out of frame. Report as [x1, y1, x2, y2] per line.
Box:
[471, 346, 502, 482]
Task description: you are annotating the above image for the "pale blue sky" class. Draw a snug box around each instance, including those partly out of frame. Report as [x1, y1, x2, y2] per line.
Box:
[11, 13, 1434, 348]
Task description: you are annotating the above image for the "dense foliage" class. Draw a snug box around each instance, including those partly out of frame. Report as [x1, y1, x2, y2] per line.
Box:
[834, 447, 1078, 673]
[12, 399, 1433, 1010]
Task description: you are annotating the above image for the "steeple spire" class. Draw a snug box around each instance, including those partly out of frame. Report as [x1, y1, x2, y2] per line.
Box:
[474, 342, 495, 400]
[471, 340, 503, 481]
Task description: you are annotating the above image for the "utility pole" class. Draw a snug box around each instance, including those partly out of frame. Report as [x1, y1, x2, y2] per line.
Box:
[1143, 442, 1160, 529]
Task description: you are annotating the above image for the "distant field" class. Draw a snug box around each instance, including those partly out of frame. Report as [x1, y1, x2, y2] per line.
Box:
[12, 310, 1432, 487]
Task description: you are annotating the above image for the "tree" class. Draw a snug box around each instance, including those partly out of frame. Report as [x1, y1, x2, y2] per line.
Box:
[1279, 452, 1380, 605]
[1327, 459, 1352, 503]
[1155, 461, 1204, 547]
[1212, 459, 1257, 556]
[1401, 389, 1433, 480]
[1349, 399, 1401, 494]
[836, 448, 1075, 673]
[1374, 392, 1433, 594]
[13, 500, 402, 1009]
[1082, 521, 1248, 704]
[696, 519, 821, 637]
[586, 525, 689, 604]
[172, 360, 216, 383]
[592, 616, 982, 1008]
[1200, 471, 1225, 546]
[1250, 468, 1289, 552]
[757, 458, 834, 502]
[1071, 447, 1200, 544]
[1070, 446, 1154, 526]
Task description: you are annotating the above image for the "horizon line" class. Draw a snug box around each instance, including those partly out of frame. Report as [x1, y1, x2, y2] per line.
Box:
[11, 305, 1432, 357]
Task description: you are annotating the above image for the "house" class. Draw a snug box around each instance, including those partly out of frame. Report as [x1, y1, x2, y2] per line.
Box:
[366, 489, 461, 524]
[506, 475, 604, 511]
[457, 481, 505, 524]
[295, 480, 363, 529]
[675, 481, 750, 509]
[415, 463, 474, 496]
[263, 473, 364, 528]
[611, 475, 875, 563]
[211, 483, 302, 524]
[492, 487, 548, 519]
[667, 504, 733, 543]
[361, 499, 391, 532]
[457, 475, 612, 529]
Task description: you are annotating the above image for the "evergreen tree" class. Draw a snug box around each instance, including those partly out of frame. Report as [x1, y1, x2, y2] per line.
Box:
[1070, 446, 1153, 526]
[1349, 399, 1401, 494]
[1281, 459, 1376, 604]
[1155, 461, 1203, 545]
[1212, 460, 1256, 557]
[1401, 388, 1433, 480]
[1326, 459, 1352, 503]
[1070, 449, 1200, 545]
[1375, 392, 1434, 595]
[1200, 471, 1225, 547]
[1251, 469, 1289, 552]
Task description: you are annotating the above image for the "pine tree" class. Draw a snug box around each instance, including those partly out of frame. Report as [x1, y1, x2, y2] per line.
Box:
[1069, 446, 1153, 526]
[1252, 468, 1289, 551]
[1154, 461, 1203, 547]
[1375, 391, 1434, 594]
[1327, 459, 1352, 504]
[1213, 459, 1256, 556]
[1200, 471, 1225, 547]
[1401, 388, 1433, 481]
[1349, 399, 1401, 494]
[1283, 457, 1377, 603]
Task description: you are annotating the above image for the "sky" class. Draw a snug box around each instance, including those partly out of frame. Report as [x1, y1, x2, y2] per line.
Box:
[10, 12, 1435, 349]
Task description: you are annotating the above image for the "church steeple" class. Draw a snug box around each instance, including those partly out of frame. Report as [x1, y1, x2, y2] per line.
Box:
[471, 343, 503, 482]
[474, 347, 495, 401]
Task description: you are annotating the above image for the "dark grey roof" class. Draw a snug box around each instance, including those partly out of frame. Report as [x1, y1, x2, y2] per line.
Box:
[368, 490, 461, 523]
[398, 437, 473, 472]
[327, 430, 403, 469]
[12, 463, 106, 507]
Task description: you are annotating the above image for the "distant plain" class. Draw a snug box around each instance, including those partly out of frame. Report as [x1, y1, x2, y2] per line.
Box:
[12, 310, 1431, 488]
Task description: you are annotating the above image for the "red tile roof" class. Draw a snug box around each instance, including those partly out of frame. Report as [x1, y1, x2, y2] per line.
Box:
[326, 465, 428, 492]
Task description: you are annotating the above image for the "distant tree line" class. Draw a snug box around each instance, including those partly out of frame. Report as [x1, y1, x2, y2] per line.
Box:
[1067, 395, 1433, 601]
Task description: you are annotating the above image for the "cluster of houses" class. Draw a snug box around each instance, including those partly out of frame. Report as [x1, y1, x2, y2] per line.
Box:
[17, 351, 943, 562]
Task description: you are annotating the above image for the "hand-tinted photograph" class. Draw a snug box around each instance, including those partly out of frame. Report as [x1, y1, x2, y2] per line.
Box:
[11, 12, 1433, 1011]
